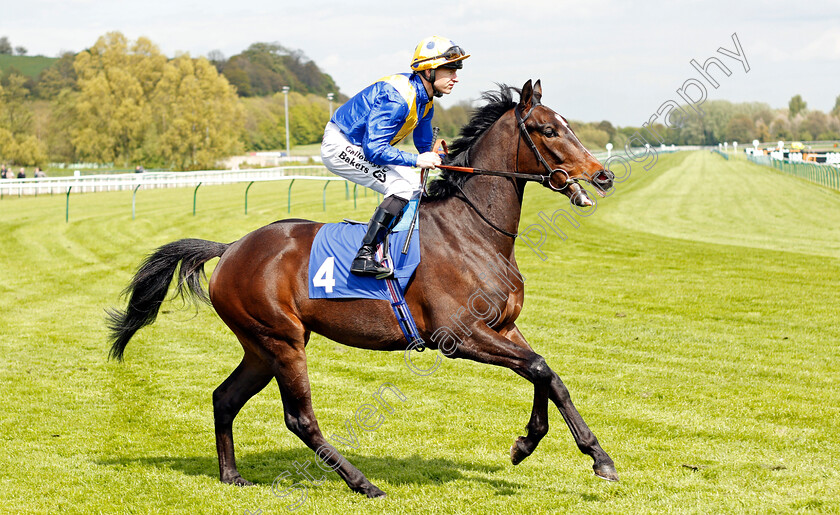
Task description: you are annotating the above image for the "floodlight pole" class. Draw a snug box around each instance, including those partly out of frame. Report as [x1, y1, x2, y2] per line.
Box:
[283, 86, 291, 158]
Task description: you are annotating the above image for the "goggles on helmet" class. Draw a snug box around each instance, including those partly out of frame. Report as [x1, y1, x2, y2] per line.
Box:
[412, 46, 467, 67]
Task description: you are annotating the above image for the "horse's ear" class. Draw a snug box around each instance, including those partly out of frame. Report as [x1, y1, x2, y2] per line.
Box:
[533, 79, 542, 104]
[519, 80, 534, 109]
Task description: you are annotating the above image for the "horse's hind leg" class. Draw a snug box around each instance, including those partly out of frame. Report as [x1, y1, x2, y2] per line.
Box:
[269, 339, 387, 498]
[213, 354, 273, 485]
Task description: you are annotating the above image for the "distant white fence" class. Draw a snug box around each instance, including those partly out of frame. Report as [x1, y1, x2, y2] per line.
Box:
[3, 146, 704, 199]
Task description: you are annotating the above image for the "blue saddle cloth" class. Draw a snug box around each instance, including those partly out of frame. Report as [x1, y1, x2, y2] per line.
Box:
[308, 202, 420, 300]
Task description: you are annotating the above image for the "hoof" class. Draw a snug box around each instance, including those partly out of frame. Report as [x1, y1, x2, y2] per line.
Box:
[593, 462, 619, 482]
[359, 484, 386, 498]
[223, 475, 254, 487]
[510, 438, 531, 466]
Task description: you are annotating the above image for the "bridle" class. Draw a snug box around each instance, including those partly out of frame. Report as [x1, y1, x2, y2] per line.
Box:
[438, 99, 614, 238]
[439, 102, 614, 193]
[514, 101, 615, 193]
[514, 101, 576, 192]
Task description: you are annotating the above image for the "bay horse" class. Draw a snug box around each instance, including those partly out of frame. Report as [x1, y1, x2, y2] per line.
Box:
[107, 80, 618, 498]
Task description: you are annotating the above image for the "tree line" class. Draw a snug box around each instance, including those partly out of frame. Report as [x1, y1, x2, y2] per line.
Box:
[569, 94, 840, 151]
[0, 33, 351, 169]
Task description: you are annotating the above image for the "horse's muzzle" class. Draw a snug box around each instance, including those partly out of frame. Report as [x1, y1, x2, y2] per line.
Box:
[588, 169, 614, 197]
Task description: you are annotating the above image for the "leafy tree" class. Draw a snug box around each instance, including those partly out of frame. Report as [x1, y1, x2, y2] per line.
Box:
[10, 134, 47, 165]
[290, 92, 331, 145]
[673, 112, 707, 145]
[832, 95, 840, 117]
[207, 50, 226, 72]
[0, 77, 47, 165]
[222, 42, 340, 98]
[71, 32, 245, 169]
[221, 62, 252, 96]
[72, 32, 165, 165]
[801, 111, 828, 141]
[0, 85, 47, 166]
[14, 46, 27, 56]
[788, 94, 806, 118]
[152, 55, 243, 169]
[724, 115, 755, 143]
[570, 122, 610, 149]
[0, 37, 11, 55]
[46, 89, 79, 162]
[0, 73, 33, 134]
[754, 119, 771, 142]
[432, 100, 472, 140]
[597, 120, 616, 141]
[241, 94, 286, 150]
[0, 127, 16, 161]
[0, 85, 8, 158]
[769, 115, 792, 140]
[36, 52, 77, 98]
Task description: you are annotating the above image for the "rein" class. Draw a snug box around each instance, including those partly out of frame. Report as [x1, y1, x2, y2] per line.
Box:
[451, 183, 519, 238]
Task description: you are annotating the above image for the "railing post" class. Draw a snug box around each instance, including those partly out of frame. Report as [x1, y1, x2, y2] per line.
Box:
[193, 182, 202, 216]
[65, 186, 72, 222]
[353, 183, 358, 209]
[287, 179, 296, 213]
[322, 180, 330, 211]
[132, 184, 141, 220]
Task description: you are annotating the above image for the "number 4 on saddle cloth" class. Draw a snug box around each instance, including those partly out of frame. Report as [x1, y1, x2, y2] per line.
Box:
[308, 199, 426, 350]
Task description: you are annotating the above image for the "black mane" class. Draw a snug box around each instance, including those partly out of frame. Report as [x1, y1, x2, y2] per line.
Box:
[425, 84, 518, 200]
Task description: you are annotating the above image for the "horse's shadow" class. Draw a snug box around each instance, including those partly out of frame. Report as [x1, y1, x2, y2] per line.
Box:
[98, 447, 523, 495]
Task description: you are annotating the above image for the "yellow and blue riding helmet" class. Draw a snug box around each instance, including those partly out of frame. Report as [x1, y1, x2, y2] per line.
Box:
[411, 36, 469, 97]
[411, 35, 469, 71]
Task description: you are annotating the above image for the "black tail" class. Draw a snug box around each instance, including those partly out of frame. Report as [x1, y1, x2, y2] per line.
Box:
[106, 238, 230, 361]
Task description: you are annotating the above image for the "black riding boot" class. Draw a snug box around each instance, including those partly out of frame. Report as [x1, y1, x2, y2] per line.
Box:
[351, 195, 408, 279]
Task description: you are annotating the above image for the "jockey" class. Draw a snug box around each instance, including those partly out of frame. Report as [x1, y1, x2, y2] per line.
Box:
[321, 36, 469, 278]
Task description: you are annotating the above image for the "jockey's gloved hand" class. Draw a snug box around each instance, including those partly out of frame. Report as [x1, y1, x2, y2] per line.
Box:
[416, 152, 442, 169]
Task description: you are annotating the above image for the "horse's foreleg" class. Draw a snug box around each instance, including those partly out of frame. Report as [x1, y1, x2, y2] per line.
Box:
[450, 324, 617, 481]
[500, 326, 549, 465]
[546, 370, 617, 480]
[510, 383, 550, 465]
[213, 355, 274, 485]
[270, 342, 387, 499]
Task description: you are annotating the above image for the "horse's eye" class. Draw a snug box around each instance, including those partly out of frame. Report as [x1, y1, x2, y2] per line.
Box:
[543, 127, 557, 137]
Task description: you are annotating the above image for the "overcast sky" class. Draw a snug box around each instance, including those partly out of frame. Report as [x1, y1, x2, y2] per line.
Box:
[3, 0, 839, 126]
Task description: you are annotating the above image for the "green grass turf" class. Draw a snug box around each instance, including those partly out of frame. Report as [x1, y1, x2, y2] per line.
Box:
[0, 151, 838, 513]
[0, 54, 57, 79]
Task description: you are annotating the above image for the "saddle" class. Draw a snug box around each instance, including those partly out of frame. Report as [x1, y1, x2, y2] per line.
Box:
[308, 200, 420, 301]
